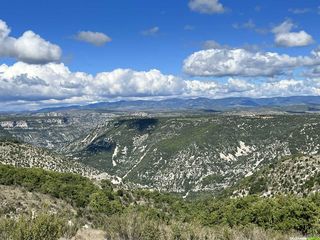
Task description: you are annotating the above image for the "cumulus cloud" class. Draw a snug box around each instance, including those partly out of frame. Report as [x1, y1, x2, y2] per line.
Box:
[141, 27, 159, 36]
[254, 78, 320, 98]
[0, 19, 61, 64]
[185, 77, 320, 99]
[226, 78, 255, 92]
[188, 0, 225, 14]
[0, 62, 186, 102]
[272, 20, 314, 47]
[92, 69, 184, 97]
[74, 31, 111, 46]
[2, 61, 320, 110]
[183, 47, 320, 77]
[0, 62, 89, 101]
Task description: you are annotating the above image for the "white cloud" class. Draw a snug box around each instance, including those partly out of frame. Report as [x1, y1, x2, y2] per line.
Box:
[2, 61, 320, 110]
[141, 27, 159, 36]
[0, 19, 61, 64]
[183, 47, 320, 77]
[0, 62, 89, 101]
[185, 80, 218, 96]
[75, 31, 111, 46]
[252, 79, 320, 98]
[92, 69, 184, 97]
[188, 0, 225, 14]
[275, 31, 314, 47]
[226, 78, 255, 92]
[0, 62, 185, 102]
[184, 77, 320, 99]
[272, 20, 314, 47]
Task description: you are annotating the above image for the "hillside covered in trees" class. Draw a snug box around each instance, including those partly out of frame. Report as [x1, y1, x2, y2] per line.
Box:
[1, 164, 320, 239]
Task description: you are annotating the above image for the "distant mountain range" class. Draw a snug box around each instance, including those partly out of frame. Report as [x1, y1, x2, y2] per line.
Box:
[38, 96, 320, 113]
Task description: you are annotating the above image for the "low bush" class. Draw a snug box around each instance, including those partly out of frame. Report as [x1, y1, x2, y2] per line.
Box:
[1, 164, 320, 238]
[0, 213, 76, 240]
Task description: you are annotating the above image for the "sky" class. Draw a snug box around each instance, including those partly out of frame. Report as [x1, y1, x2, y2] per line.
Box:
[0, 0, 320, 111]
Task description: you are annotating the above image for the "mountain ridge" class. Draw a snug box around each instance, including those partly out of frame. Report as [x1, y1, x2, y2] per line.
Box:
[36, 96, 320, 113]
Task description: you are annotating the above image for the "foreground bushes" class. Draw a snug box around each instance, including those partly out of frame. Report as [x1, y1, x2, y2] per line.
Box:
[102, 211, 296, 240]
[1, 163, 320, 237]
[133, 190, 320, 235]
[0, 211, 296, 240]
[0, 164, 98, 208]
[192, 195, 320, 234]
[0, 213, 76, 240]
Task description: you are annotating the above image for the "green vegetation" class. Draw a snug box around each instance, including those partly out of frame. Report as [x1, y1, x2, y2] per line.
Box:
[101, 211, 296, 240]
[118, 118, 159, 132]
[0, 213, 76, 240]
[1, 164, 320, 239]
[0, 211, 297, 240]
[0, 164, 100, 208]
[227, 154, 320, 197]
[67, 114, 320, 195]
[5, 114, 320, 195]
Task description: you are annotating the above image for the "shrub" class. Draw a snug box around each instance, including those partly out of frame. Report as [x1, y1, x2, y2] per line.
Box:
[0, 213, 75, 240]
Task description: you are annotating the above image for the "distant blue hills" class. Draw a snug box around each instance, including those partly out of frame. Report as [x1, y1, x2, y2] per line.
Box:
[37, 96, 320, 113]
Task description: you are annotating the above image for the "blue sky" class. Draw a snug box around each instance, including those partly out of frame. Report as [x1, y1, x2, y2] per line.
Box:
[0, 0, 320, 110]
[1, 0, 318, 74]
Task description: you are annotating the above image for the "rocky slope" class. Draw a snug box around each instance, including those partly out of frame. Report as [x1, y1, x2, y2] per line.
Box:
[0, 111, 113, 150]
[64, 114, 320, 195]
[0, 141, 103, 179]
[230, 154, 320, 197]
[2, 111, 320, 196]
[0, 185, 76, 218]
